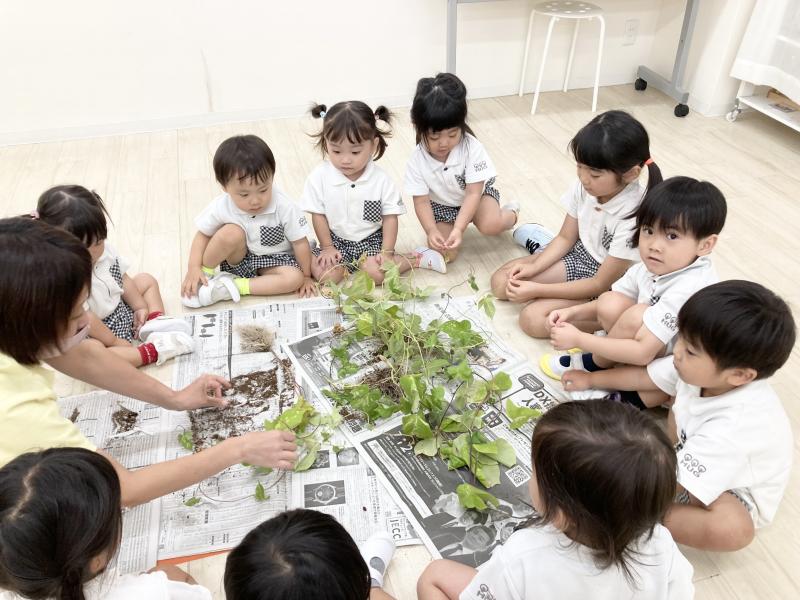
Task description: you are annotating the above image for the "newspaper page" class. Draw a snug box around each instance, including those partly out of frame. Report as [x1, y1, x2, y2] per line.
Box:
[285, 305, 566, 567]
[57, 392, 166, 575]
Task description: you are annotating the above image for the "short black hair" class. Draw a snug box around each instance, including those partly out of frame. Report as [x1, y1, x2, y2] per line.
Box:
[410, 72, 475, 144]
[36, 184, 111, 246]
[631, 176, 727, 247]
[0, 218, 92, 365]
[678, 280, 795, 379]
[213, 135, 276, 187]
[0, 448, 123, 600]
[529, 400, 676, 582]
[224, 509, 370, 600]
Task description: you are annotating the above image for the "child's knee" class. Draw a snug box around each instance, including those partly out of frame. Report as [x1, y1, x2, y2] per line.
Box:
[213, 224, 246, 247]
[490, 269, 509, 299]
[520, 305, 548, 338]
[708, 515, 755, 551]
[474, 220, 505, 237]
[597, 291, 623, 331]
[134, 272, 159, 290]
[417, 560, 448, 597]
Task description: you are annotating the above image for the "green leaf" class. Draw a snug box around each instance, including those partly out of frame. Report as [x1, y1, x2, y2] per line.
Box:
[490, 372, 512, 392]
[252, 466, 273, 475]
[401, 413, 434, 439]
[468, 273, 479, 292]
[254, 482, 268, 501]
[478, 293, 496, 319]
[474, 461, 501, 488]
[184, 496, 201, 507]
[456, 483, 500, 511]
[414, 436, 440, 457]
[446, 360, 473, 382]
[295, 440, 321, 472]
[505, 398, 541, 430]
[356, 313, 373, 336]
[399, 374, 422, 414]
[177, 431, 193, 451]
[474, 438, 516, 468]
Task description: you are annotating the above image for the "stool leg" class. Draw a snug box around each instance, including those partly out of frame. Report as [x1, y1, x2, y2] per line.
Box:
[518, 10, 537, 96]
[564, 19, 580, 92]
[592, 15, 606, 112]
[532, 16, 557, 115]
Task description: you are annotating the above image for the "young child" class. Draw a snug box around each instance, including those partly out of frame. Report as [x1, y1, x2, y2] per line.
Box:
[562, 281, 796, 551]
[0, 447, 212, 600]
[182, 135, 315, 307]
[302, 101, 446, 283]
[490, 110, 663, 339]
[541, 177, 726, 389]
[417, 400, 694, 599]
[404, 73, 520, 263]
[225, 508, 397, 600]
[35, 185, 194, 368]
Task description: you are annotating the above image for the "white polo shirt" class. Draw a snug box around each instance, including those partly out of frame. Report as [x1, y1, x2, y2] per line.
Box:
[404, 133, 497, 207]
[612, 257, 718, 345]
[195, 186, 310, 256]
[562, 179, 643, 264]
[460, 524, 694, 600]
[88, 243, 128, 320]
[300, 160, 405, 242]
[648, 357, 793, 527]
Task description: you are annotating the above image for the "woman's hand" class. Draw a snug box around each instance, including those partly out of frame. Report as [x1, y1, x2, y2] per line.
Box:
[169, 374, 231, 411]
[239, 430, 298, 470]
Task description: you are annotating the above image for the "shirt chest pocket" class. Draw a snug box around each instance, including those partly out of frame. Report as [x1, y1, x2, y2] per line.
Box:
[362, 200, 382, 222]
[260, 225, 285, 247]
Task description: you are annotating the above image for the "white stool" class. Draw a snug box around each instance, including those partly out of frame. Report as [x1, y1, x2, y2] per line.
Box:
[518, 1, 605, 115]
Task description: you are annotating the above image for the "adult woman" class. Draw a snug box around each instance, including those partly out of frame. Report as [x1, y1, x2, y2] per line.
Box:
[0, 218, 296, 506]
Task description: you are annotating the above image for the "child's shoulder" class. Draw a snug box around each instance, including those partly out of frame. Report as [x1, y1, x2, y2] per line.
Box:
[100, 571, 212, 600]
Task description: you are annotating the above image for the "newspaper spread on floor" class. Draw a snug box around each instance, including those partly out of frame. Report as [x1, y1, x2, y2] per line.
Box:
[284, 295, 565, 567]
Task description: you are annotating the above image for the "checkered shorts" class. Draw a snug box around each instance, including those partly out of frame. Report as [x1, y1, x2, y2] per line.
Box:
[220, 252, 300, 278]
[561, 240, 601, 281]
[431, 177, 501, 223]
[313, 229, 383, 274]
[102, 300, 135, 342]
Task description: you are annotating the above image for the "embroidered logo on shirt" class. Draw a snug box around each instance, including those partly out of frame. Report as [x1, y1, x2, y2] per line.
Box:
[601, 226, 613, 251]
[298, 216, 307, 227]
[260, 225, 285, 247]
[109, 259, 123, 286]
[681, 452, 707, 478]
[649, 294, 661, 306]
[477, 584, 497, 600]
[661, 312, 677, 331]
[473, 160, 488, 172]
[363, 200, 382, 222]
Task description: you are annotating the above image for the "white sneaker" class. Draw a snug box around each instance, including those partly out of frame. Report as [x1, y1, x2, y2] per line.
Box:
[360, 531, 396, 588]
[539, 351, 585, 381]
[149, 331, 195, 366]
[139, 316, 192, 342]
[414, 247, 447, 274]
[566, 388, 610, 401]
[181, 273, 241, 308]
[513, 223, 554, 254]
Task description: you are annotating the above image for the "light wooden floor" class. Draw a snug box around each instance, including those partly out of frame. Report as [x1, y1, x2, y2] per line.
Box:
[3, 84, 800, 599]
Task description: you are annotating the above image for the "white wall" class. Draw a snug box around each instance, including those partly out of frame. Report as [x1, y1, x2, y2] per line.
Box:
[0, 0, 745, 144]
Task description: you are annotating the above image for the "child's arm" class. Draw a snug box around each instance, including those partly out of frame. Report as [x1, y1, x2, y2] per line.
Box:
[446, 181, 484, 249]
[86, 311, 131, 347]
[182, 231, 212, 297]
[292, 238, 316, 298]
[121, 274, 149, 332]
[513, 254, 631, 302]
[413, 195, 447, 252]
[551, 321, 665, 366]
[310, 213, 342, 270]
[562, 364, 660, 393]
[547, 299, 599, 329]
[381, 214, 399, 255]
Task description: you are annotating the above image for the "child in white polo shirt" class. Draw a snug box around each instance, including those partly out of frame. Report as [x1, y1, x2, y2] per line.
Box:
[182, 135, 315, 307]
[562, 281, 796, 551]
[302, 101, 446, 283]
[404, 73, 520, 263]
[541, 177, 726, 397]
[418, 400, 694, 600]
[490, 111, 663, 340]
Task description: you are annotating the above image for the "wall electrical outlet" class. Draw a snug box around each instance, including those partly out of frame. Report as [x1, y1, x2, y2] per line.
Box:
[623, 18, 639, 46]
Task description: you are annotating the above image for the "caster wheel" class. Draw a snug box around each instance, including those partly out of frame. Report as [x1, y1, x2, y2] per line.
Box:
[674, 103, 689, 118]
[634, 78, 647, 91]
[726, 109, 740, 122]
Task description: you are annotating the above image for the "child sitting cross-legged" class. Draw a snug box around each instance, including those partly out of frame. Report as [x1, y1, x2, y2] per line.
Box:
[562, 281, 796, 550]
[418, 400, 694, 600]
[541, 177, 726, 399]
[182, 135, 316, 307]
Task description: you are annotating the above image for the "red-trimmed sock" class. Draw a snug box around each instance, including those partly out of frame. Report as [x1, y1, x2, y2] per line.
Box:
[146, 311, 164, 321]
[137, 342, 158, 365]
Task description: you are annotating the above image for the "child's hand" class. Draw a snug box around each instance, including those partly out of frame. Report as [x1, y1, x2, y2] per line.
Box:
[170, 374, 231, 411]
[547, 308, 570, 330]
[318, 246, 342, 270]
[240, 429, 298, 471]
[550, 322, 582, 350]
[426, 230, 447, 252]
[182, 266, 208, 298]
[133, 308, 148, 336]
[562, 369, 593, 392]
[509, 263, 536, 281]
[506, 279, 539, 303]
[297, 277, 317, 298]
[444, 228, 463, 250]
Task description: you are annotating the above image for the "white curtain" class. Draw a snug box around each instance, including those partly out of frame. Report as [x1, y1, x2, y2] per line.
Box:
[731, 0, 800, 103]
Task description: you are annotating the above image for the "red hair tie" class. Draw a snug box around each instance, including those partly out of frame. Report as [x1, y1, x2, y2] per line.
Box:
[644, 158, 654, 166]
[29, 210, 40, 219]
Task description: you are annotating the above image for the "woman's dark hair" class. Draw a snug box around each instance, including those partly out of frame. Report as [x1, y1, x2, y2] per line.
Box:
[569, 110, 662, 193]
[0, 448, 123, 600]
[678, 280, 795, 380]
[0, 218, 92, 365]
[224, 509, 370, 600]
[214, 135, 276, 187]
[410, 72, 476, 144]
[311, 101, 393, 160]
[630, 176, 727, 247]
[35, 185, 111, 246]
[529, 400, 676, 581]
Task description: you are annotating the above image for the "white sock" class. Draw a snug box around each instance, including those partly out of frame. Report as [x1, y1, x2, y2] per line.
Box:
[414, 247, 447, 274]
[360, 532, 395, 588]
